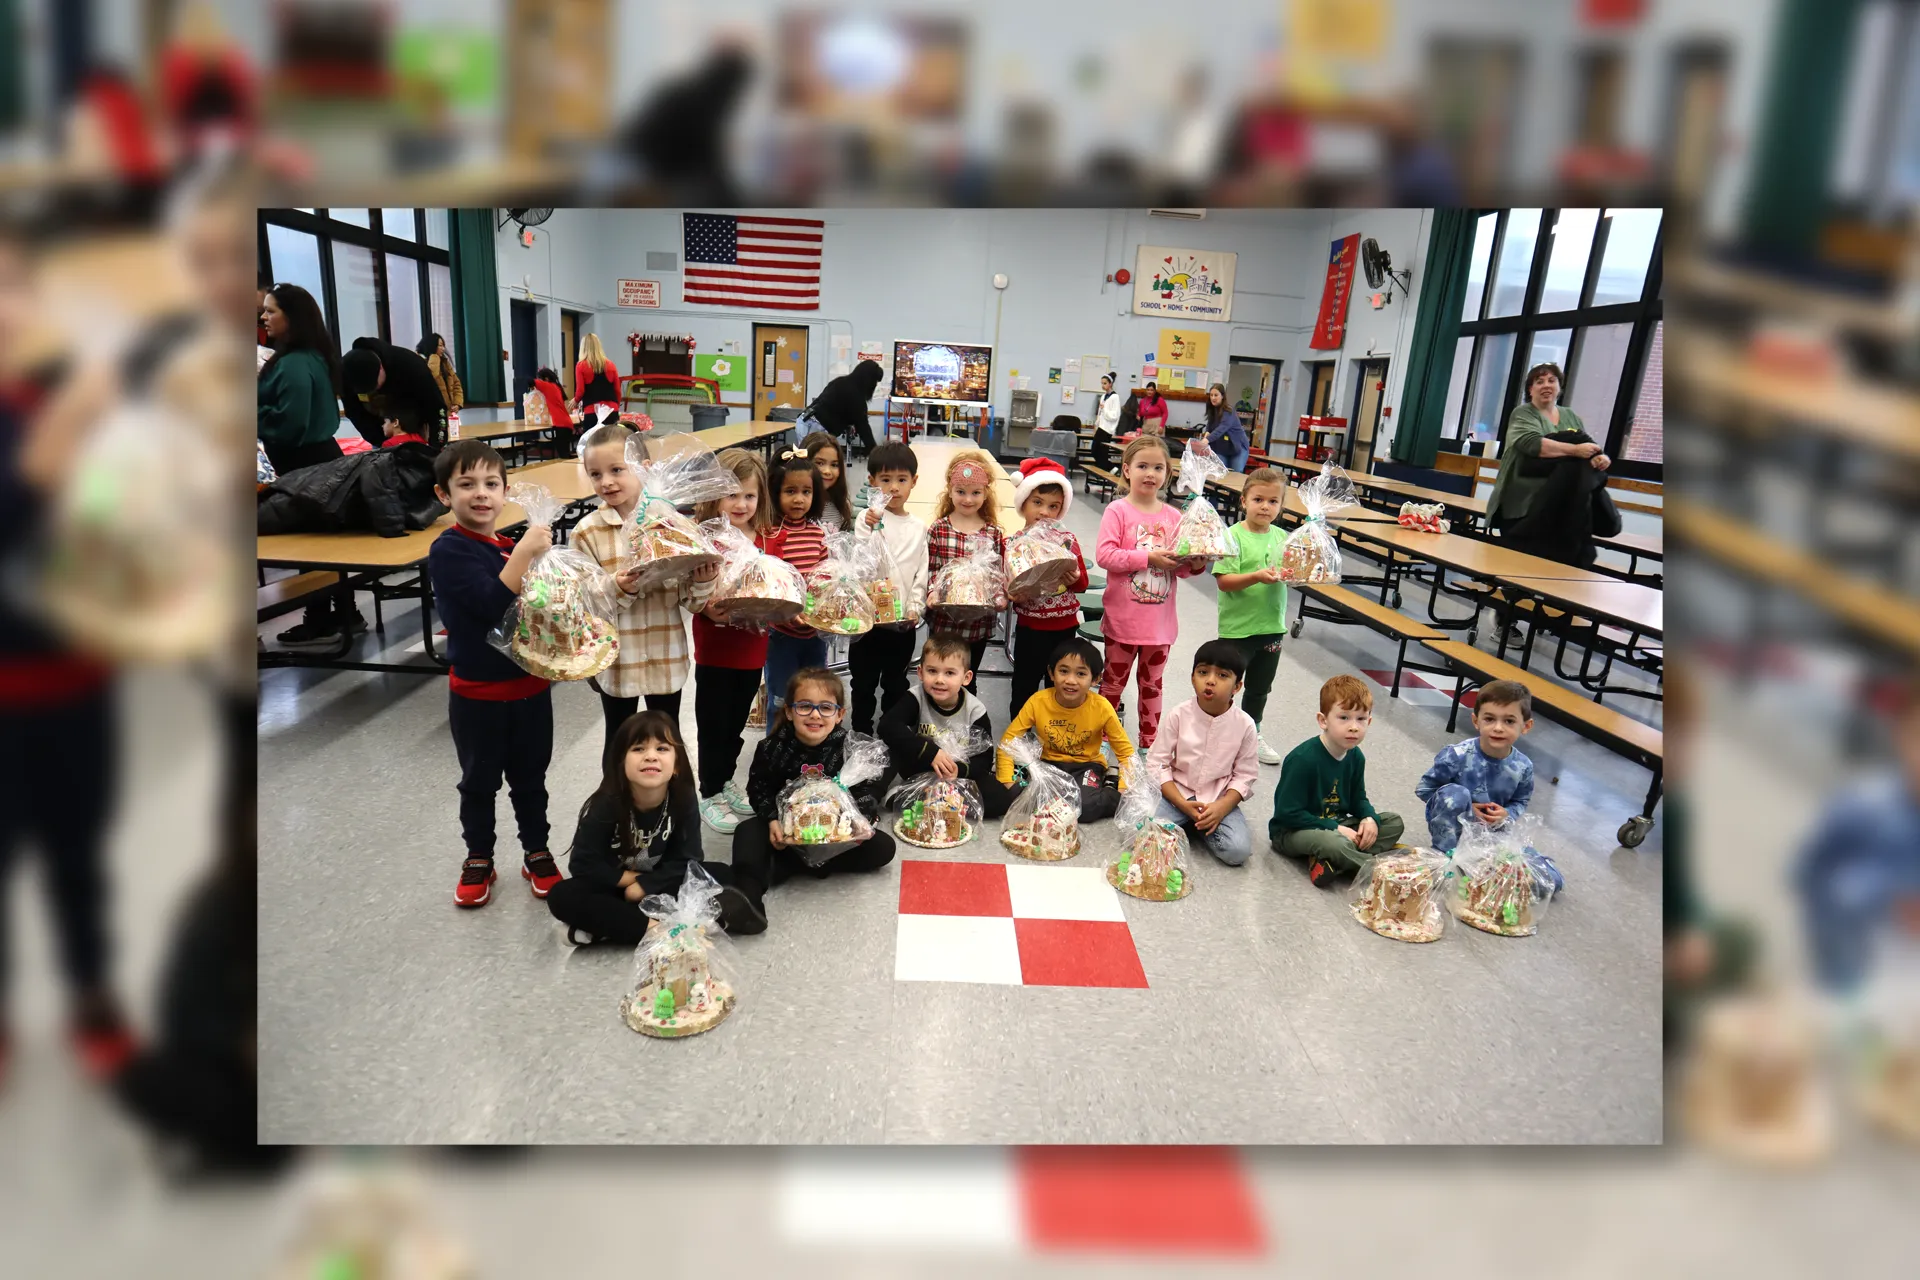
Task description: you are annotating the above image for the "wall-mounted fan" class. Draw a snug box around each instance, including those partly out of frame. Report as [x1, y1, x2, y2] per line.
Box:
[1360, 237, 1412, 303]
[498, 208, 555, 231]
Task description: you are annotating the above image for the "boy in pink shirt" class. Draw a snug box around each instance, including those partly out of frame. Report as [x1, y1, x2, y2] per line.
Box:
[1146, 640, 1260, 865]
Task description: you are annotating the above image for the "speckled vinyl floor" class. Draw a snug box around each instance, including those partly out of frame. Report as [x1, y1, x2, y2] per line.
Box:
[258, 463, 1666, 1144]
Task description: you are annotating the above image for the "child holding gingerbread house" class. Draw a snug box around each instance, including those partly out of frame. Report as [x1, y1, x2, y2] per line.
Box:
[877, 633, 1015, 818]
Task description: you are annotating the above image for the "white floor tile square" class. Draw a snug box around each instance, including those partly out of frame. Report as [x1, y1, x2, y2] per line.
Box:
[1003, 863, 1127, 922]
[775, 1148, 1020, 1251]
[893, 914, 1024, 984]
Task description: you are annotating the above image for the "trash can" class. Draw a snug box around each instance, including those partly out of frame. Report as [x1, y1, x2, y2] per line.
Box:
[688, 404, 729, 431]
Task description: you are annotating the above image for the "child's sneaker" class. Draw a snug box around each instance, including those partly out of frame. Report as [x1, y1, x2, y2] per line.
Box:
[455, 857, 497, 907]
[564, 926, 597, 947]
[701, 795, 741, 834]
[718, 884, 767, 936]
[1307, 858, 1338, 889]
[71, 1019, 137, 1081]
[721, 779, 754, 816]
[1255, 727, 1283, 765]
[521, 851, 562, 898]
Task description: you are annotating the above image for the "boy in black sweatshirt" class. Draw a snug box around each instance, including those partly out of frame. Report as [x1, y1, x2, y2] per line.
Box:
[730, 668, 896, 926]
[425, 440, 562, 908]
[876, 633, 1015, 818]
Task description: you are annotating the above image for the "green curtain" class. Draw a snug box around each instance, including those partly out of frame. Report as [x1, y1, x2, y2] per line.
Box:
[449, 209, 505, 404]
[1743, 0, 1864, 258]
[0, 0, 22, 129]
[1390, 208, 1476, 467]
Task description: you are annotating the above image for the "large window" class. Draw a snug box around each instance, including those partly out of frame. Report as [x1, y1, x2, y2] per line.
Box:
[257, 209, 455, 366]
[1437, 208, 1664, 477]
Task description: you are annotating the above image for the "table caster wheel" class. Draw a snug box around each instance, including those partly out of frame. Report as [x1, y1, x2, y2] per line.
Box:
[1393, 591, 1404, 608]
[1617, 816, 1654, 848]
[1290, 619, 1303, 639]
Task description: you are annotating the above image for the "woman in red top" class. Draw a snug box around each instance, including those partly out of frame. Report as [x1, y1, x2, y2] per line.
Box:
[573, 333, 623, 422]
[1136, 382, 1170, 435]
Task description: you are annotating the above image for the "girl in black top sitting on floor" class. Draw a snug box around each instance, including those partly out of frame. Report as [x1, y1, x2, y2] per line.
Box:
[546, 710, 766, 942]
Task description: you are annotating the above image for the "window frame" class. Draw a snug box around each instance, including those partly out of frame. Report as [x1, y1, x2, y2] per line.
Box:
[1442, 207, 1664, 480]
[257, 208, 453, 356]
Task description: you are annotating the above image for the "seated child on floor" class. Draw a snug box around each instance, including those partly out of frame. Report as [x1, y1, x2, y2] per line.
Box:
[546, 711, 761, 944]
[730, 668, 897, 931]
[996, 636, 1135, 821]
[1147, 640, 1261, 866]
[1269, 674, 1406, 888]
[876, 633, 1015, 818]
[1413, 678, 1562, 892]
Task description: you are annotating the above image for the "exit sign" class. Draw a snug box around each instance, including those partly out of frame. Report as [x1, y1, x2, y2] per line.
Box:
[616, 279, 661, 308]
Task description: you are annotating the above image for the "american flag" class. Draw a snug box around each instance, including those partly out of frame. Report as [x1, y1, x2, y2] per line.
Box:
[682, 213, 823, 310]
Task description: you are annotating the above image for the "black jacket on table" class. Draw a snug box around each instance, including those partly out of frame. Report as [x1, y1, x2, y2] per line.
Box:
[566, 788, 704, 897]
[1506, 428, 1622, 567]
[255, 440, 446, 537]
[877, 687, 996, 780]
[745, 722, 886, 823]
[343, 338, 446, 445]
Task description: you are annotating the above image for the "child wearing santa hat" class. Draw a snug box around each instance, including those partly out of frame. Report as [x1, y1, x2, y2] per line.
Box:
[1007, 458, 1090, 711]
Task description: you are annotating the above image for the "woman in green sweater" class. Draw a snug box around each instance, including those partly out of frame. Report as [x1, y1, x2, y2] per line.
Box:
[257, 283, 344, 475]
[1485, 361, 1611, 532]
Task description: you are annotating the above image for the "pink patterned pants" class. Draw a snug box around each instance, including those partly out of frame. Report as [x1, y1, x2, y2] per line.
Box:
[1098, 639, 1171, 748]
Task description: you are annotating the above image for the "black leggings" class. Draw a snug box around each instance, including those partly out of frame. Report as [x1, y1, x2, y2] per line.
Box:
[694, 666, 762, 798]
[1040, 758, 1120, 822]
[599, 690, 683, 769]
[728, 816, 895, 900]
[1010, 622, 1075, 717]
[546, 863, 738, 945]
[848, 625, 916, 735]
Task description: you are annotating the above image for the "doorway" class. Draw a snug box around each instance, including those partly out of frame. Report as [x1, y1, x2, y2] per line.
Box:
[1225, 358, 1280, 451]
[1347, 358, 1388, 472]
[561, 309, 590, 397]
[509, 298, 542, 412]
[752, 323, 812, 420]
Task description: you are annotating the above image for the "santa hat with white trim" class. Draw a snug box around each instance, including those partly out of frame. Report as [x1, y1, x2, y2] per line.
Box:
[1011, 458, 1073, 518]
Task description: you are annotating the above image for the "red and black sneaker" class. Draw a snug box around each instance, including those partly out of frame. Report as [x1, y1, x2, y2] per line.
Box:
[455, 857, 497, 908]
[71, 1019, 137, 1081]
[1307, 858, 1338, 889]
[522, 851, 562, 899]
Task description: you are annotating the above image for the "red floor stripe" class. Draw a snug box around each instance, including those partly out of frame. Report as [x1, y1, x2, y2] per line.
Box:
[1016, 1145, 1268, 1256]
[897, 859, 1013, 917]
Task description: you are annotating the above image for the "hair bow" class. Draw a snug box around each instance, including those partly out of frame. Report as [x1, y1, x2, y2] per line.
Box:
[781, 447, 807, 460]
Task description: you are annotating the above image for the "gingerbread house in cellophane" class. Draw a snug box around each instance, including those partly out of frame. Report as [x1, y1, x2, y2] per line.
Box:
[1443, 816, 1558, 937]
[622, 865, 739, 1039]
[488, 483, 620, 681]
[1105, 757, 1191, 901]
[776, 733, 891, 866]
[1278, 465, 1357, 584]
[706, 519, 806, 626]
[623, 437, 739, 590]
[1348, 847, 1450, 942]
[998, 734, 1081, 860]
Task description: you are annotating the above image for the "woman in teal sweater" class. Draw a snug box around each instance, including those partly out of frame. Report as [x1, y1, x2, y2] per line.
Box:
[257, 284, 344, 475]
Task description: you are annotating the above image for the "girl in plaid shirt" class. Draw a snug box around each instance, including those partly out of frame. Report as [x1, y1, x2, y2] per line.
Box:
[571, 425, 716, 761]
[762, 450, 830, 715]
[925, 449, 1008, 692]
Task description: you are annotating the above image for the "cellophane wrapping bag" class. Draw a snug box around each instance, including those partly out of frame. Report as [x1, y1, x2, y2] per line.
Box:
[1279, 465, 1357, 584]
[928, 531, 1006, 622]
[488, 483, 620, 681]
[622, 864, 739, 1038]
[776, 732, 890, 866]
[1397, 501, 1449, 534]
[1349, 846, 1452, 942]
[888, 722, 991, 849]
[1844, 948, 1920, 1146]
[1444, 814, 1557, 937]
[1003, 518, 1081, 602]
[40, 405, 231, 662]
[255, 441, 276, 487]
[999, 734, 1082, 860]
[706, 518, 805, 626]
[623, 437, 739, 589]
[854, 490, 912, 625]
[1107, 756, 1191, 900]
[798, 531, 878, 635]
[1172, 443, 1235, 564]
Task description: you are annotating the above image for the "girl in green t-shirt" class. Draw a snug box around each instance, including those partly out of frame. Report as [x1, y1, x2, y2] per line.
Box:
[1213, 468, 1289, 764]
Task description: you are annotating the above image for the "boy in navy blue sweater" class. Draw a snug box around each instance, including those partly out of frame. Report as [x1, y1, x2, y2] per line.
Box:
[426, 440, 562, 908]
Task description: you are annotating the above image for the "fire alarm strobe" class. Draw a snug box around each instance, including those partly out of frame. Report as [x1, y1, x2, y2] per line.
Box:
[1114, 267, 1131, 285]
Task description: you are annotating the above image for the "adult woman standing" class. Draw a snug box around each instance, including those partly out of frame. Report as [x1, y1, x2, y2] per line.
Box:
[573, 333, 623, 422]
[416, 333, 463, 413]
[1136, 380, 1169, 435]
[1198, 381, 1249, 472]
[257, 283, 344, 475]
[1090, 372, 1123, 467]
[1487, 362, 1612, 564]
[802, 357, 884, 454]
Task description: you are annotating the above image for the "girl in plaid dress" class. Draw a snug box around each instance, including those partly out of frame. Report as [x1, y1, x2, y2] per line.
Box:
[924, 449, 1008, 693]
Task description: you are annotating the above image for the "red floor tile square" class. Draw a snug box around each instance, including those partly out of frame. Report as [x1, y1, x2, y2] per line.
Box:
[897, 860, 1013, 918]
[1016, 1145, 1267, 1256]
[1013, 918, 1147, 989]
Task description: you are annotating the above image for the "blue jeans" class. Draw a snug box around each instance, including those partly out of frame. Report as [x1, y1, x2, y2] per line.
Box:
[764, 631, 828, 713]
[1154, 796, 1252, 866]
[1425, 784, 1563, 893]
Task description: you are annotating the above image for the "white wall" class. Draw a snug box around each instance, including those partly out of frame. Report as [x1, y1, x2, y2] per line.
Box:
[488, 208, 1328, 429]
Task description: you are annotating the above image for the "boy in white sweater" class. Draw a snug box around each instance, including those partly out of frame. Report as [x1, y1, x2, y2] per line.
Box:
[847, 441, 930, 733]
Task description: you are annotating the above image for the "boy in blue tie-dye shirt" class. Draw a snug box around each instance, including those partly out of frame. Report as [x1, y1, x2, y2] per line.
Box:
[1415, 680, 1562, 891]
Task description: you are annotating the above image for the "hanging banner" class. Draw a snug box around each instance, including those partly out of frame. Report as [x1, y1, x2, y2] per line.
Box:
[1132, 245, 1235, 321]
[1309, 234, 1360, 350]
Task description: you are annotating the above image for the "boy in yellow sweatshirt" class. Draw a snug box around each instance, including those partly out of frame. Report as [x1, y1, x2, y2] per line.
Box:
[996, 635, 1135, 821]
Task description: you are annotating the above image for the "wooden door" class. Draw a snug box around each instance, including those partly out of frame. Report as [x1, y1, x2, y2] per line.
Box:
[559, 313, 578, 396]
[1350, 359, 1387, 472]
[752, 324, 811, 420]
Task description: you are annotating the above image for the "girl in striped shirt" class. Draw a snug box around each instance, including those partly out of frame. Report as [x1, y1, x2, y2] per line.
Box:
[762, 449, 830, 715]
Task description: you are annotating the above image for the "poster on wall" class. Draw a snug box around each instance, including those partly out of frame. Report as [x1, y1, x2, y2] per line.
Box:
[856, 341, 887, 366]
[1310, 234, 1360, 349]
[695, 353, 747, 392]
[1132, 245, 1235, 321]
[616, 279, 661, 308]
[1155, 329, 1211, 368]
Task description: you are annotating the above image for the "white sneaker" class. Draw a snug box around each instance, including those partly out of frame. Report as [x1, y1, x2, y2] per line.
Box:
[1256, 731, 1283, 765]
[722, 779, 754, 816]
[700, 795, 741, 834]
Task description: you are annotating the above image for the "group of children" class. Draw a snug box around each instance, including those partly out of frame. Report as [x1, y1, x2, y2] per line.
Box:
[422, 427, 1552, 944]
